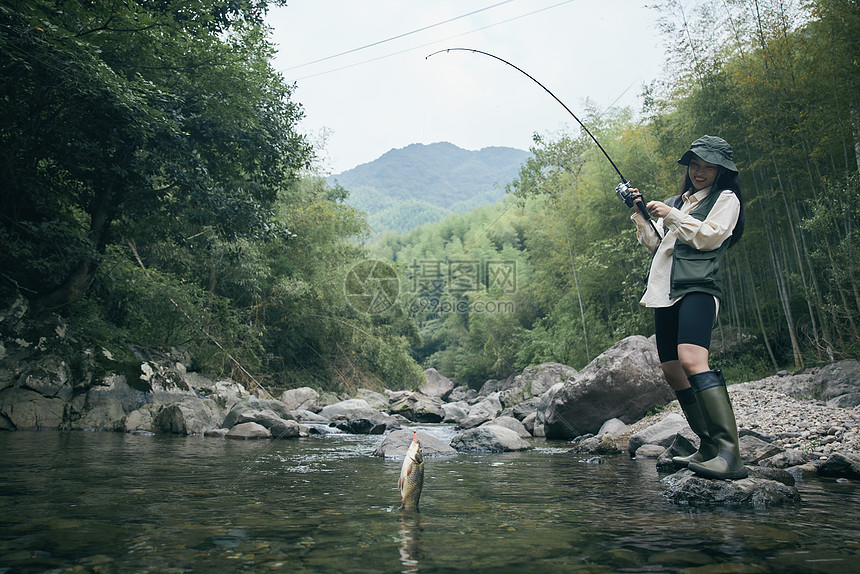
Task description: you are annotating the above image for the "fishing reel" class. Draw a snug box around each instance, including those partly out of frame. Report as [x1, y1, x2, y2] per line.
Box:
[616, 181, 662, 239]
[615, 181, 642, 209]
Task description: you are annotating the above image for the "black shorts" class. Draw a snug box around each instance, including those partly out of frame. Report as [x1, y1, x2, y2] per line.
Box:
[654, 292, 716, 363]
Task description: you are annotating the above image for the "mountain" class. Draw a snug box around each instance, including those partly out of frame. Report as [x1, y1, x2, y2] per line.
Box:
[327, 142, 531, 233]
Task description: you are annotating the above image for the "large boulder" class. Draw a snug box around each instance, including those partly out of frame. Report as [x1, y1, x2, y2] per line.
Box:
[387, 391, 445, 423]
[544, 336, 674, 439]
[420, 368, 455, 400]
[450, 425, 532, 453]
[813, 360, 860, 407]
[459, 392, 503, 428]
[354, 389, 389, 412]
[481, 415, 531, 438]
[0, 387, 65, 430]
[817, 452, 860, 480]
[153, 400, 224, 435]
[226, 421, 271, 440]
[223, 396, 295, 428]
[317, 398, 375, 420]
[279, 387, 321, 413]
[662, 469, 801, 507]
[498, 362, 578, 409]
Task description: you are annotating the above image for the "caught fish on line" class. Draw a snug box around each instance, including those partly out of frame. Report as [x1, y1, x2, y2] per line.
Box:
[398, 431, 424, 510]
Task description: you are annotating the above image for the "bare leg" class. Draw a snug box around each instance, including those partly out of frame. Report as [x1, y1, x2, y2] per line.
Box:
[660, 360, 690, 391]
[678, 343, 709, 377]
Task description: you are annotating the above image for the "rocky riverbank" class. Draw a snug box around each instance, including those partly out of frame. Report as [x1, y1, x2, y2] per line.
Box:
[2, 294, 859, 505]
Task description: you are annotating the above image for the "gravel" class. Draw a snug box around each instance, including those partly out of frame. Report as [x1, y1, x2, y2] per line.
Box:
[624, 373, 860, 459]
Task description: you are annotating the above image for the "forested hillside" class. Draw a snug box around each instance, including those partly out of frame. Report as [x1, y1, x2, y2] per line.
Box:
[329, 142, 530, 233]
[373, 0, 860, 386]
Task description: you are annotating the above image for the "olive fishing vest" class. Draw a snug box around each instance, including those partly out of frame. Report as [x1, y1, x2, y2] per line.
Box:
[665, 189, 734, 301]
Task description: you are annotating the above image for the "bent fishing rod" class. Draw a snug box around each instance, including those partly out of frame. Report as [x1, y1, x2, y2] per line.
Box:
[426, 47, 661, 238]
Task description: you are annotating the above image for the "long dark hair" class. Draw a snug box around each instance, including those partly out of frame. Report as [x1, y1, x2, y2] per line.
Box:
[681, 167, 745, 247]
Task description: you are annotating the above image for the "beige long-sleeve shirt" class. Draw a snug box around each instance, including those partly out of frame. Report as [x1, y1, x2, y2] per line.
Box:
[631, 186, 740, 309]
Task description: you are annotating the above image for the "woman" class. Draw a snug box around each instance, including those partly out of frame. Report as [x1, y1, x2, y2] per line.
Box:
[631, 135, 747, 480]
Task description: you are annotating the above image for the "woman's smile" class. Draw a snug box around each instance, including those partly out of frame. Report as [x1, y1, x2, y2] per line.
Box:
[688, 155, 718, 190]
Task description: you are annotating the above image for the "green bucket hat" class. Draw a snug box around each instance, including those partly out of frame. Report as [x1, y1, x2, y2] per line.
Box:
[677, 135, 738, 173]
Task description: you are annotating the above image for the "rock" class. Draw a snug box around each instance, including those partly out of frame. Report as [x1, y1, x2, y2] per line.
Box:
[498, 362, 578, 409]
[191, 376, 248, 411]
[223, 396, 294, 428]
[18, 354, 73, 399]
[374, 429, 456, 458]
[757, 449, 809, 469]
[420, 368, 455, 400]
[521, 411, 537, 436]
[477, 378, 504, 397]
[330, 412, 399, 435]
[739, 435, 784, 464]
[656, 434, 698, 471]
[448, 385, 478, 403]
[459, 392, 503, 428]
[294, 409, 327, 423]
[354, 389, 389, 412]
[205, 428, 229, 438]
[635, 444, 666, 458]
[627, 413, 687, 456]
[69, 373, 147, 431]
[0, 387, 65, 430]
[387, 391, 445, 423]
[748, 466, 795, 486]
[450, 425, 532, 453]
[441, 401, 470, 424]
[817, 452, 860, 480]
[231, 408, 303, 438]
[827, 393, 860, 408]
[226, 422, 271, 439]
[511, 396, 542, 421]
[481, 416, 531, 438]
[532, 382, 564, 438]
[598, 418, 629, 438]
[153, 400, 223, 435]
[544, 336, 674, 439]
[318, 398, 376, 421]
[279, 387, 321, 413]
[570, 433, 621, 455]
[812, 359, 860, 406]
[662, 469, 801, 507]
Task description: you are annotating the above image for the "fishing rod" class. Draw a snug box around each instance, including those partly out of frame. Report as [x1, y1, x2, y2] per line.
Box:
[426, 47, 661, 238]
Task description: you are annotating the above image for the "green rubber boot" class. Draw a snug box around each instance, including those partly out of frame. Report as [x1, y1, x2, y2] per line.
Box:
[686, 370, 748, 480]
[672, 387, 719, 467]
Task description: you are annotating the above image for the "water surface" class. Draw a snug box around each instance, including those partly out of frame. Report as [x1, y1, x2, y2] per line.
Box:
[1, 428, 858, 573]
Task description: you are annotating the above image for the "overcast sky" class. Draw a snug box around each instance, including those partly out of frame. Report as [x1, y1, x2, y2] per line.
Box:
[267, 1, 667, 174]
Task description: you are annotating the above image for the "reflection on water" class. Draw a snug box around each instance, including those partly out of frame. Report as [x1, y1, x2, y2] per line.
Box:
[0, 428, 858, 573]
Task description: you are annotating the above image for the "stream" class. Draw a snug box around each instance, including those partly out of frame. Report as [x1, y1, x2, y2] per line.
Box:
[1, 427, 858, 573]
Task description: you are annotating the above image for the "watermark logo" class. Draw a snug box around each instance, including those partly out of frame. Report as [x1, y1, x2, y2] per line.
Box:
[344, 260, 400, 315]
[344, 259, 517, 315]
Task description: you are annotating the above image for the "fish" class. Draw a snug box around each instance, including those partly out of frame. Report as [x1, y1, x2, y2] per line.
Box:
[398, 431, 424, 510]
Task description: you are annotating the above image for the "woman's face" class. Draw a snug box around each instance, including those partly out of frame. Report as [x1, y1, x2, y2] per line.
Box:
[687, 154, 719, 191]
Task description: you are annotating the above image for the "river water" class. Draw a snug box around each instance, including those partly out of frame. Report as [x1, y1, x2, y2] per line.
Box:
[1, 427, 858, 573]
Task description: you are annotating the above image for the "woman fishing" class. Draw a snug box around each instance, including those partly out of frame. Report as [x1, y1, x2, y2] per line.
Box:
[630, 135, 747, 480]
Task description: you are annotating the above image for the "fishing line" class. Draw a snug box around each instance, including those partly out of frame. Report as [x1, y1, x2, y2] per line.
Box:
[425, 47, 662, 239]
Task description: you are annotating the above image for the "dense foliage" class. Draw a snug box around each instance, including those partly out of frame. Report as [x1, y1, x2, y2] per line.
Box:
[0, 0, 424, 394]
[374, 0, 860, 386]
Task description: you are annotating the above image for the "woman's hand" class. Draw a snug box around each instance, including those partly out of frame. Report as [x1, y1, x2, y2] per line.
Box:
[646, 200, 672, 219]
